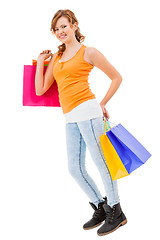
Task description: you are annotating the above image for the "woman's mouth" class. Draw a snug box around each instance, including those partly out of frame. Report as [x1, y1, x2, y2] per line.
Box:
[59, 34, 67, 39]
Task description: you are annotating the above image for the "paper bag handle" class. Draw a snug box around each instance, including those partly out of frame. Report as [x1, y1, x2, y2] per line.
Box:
[103, 117, 111, 133]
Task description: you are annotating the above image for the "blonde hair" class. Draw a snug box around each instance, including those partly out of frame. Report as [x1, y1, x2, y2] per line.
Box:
[50, 9, 85, 56]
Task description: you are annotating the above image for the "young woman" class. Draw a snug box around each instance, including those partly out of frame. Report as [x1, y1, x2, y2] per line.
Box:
[35, 9, 127, 236]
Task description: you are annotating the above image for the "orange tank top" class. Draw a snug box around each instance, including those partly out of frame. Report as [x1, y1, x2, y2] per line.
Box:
[53, 44, 96, 114]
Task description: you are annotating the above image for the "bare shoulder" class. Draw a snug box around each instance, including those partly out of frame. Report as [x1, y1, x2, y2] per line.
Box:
[85, 46, 97, 54]
[85, 47, 122, 80]
[45, 51, 58, 75]
[84, 47, 103, 66]
[50, 51, 59, 63]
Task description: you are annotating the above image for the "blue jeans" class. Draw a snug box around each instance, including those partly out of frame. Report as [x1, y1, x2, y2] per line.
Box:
[65, 116, 120, 207]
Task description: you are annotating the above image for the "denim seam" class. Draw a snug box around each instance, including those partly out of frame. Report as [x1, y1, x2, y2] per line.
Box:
[78, 132, 101, 202]
[90, 119, 117, 202]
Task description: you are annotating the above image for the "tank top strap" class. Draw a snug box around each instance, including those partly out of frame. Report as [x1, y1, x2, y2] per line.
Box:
[77, 44, 86, 61]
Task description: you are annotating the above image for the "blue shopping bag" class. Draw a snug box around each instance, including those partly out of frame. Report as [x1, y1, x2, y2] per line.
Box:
[105, 122, 151, 174]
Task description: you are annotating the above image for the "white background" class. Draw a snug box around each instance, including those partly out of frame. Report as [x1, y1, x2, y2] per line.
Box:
[0, 0, 160, 239]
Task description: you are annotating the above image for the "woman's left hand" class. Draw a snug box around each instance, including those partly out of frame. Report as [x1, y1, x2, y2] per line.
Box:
[100, 103, 110, 119]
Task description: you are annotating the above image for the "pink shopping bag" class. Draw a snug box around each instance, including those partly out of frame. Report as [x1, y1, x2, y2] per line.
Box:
[23, 65, 61, 107]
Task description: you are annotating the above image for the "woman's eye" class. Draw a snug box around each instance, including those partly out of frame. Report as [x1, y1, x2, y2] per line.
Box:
[55, 25, 66, 31]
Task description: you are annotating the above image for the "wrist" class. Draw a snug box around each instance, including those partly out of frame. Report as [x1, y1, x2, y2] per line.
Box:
[100, 101, 106, 107]
[37, 56, 45, 63]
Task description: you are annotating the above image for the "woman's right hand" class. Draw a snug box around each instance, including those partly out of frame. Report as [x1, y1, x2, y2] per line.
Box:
[37, 49, 53, 62]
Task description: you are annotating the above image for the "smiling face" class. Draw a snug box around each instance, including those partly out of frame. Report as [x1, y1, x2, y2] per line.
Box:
[54, 16, 78, 43]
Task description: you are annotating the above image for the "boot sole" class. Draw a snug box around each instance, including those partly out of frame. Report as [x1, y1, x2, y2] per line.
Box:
[97, 219, 127, 236]
[83, 220, 105, 230]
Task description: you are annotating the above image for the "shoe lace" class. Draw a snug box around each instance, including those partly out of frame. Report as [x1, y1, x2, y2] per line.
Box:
[105, 206, 116, 223]
[93, 204, 103, 219]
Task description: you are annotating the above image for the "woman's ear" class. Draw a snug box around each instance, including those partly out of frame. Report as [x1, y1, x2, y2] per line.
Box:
[73, 22, 78, 31]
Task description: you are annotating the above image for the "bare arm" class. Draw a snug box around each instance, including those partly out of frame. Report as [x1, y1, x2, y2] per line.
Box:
[35, 50, 58, 96]
[86, 47, 123, 118]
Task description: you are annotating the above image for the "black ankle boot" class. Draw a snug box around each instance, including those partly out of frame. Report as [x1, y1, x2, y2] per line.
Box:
[97, 202, 127, 236]
[83, 197, 107, 230]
